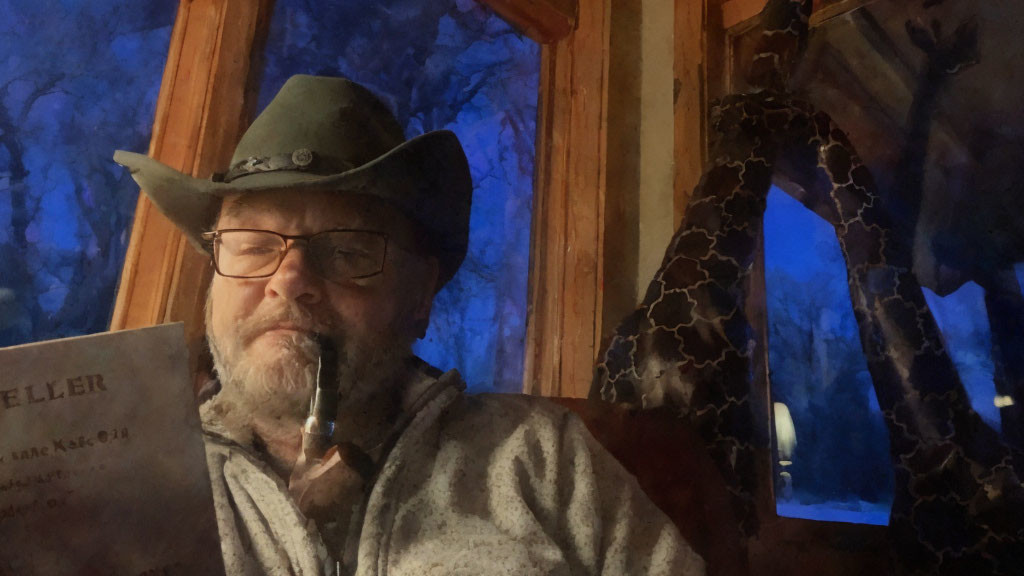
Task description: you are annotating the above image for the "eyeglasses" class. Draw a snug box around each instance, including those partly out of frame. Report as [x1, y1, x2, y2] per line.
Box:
[201, 228, 389, 280]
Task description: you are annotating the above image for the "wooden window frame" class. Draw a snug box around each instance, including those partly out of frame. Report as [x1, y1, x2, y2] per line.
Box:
[110, 0, 613, 399]
[110, 0, 274, 380]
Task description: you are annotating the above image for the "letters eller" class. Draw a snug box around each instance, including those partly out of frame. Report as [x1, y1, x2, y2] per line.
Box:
[0, 375, 107, 410]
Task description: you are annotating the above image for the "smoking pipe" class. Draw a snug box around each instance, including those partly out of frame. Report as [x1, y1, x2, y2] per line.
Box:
[301, 333, 339, 462]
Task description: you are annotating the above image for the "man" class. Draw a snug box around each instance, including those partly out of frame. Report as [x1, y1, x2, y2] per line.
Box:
[115, 75, 703, 576]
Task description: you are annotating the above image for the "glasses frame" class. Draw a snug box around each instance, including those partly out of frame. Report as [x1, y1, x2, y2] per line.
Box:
[200, 228, 390, 280]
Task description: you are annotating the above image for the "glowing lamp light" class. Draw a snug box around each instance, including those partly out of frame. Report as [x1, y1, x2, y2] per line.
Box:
[774, 402, 797, 462]
[994, 395, 1015, 408]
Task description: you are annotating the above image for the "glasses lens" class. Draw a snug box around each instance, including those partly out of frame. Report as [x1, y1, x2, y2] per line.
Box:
[309, 230, 386, 279]
[215, 231, 285, 277]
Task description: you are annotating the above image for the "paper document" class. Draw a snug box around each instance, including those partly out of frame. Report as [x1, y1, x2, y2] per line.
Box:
[0, 323, 224, 575]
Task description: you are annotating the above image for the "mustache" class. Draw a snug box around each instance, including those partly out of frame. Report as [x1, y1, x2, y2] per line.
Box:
[237, 302, 340, 346]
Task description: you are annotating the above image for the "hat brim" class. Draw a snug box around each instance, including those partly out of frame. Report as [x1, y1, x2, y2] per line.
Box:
[114, 130, 472, 288]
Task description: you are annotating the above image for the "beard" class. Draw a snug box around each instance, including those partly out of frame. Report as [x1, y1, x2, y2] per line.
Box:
[205, 294, 415, 425]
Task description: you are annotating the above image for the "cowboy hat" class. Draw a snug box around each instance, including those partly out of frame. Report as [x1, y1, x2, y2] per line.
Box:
[113, 74, 472, 288]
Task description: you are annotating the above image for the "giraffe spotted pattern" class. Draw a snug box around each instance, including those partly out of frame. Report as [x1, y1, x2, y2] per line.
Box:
[593, 0, 1024, 573]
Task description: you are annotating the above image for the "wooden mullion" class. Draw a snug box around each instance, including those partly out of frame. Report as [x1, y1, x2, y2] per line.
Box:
[674, 0, 708, 223]
[523, 0, 610, 398]
[111, 0, 275, 378]
[523, 43, 563, 397]
[476, 0, 576, 43]
[111, 0, 191, 333]
[721, 0, 883, 31]
[561, 0, 611, 399]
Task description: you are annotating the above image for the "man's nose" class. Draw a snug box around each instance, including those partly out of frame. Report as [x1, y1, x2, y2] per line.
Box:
[264, 244, 323, 304]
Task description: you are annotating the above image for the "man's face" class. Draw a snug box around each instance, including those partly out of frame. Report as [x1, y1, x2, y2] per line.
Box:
[205, 189, 438, 419]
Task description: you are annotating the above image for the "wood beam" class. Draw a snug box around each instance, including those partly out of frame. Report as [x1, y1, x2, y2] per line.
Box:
[809, 0, 884, 27]
[476, 0, 577, 44]
[721, 0, 883, 30]
[721, 0, 765, 31]
[674, 0, 708, 223]
[523, 0, 611, 398]
[111, 0, 274, 378]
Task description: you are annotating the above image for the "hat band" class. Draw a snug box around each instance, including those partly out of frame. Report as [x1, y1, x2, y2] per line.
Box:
[213, 148, 356, 183]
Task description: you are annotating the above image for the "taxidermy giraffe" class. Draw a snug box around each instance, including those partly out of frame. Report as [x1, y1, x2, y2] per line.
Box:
[897, 12, 1024, 452]
[592, 0, 1024, 573]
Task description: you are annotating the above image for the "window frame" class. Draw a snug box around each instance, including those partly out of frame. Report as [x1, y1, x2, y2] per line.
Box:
[110, 0, 613, 399]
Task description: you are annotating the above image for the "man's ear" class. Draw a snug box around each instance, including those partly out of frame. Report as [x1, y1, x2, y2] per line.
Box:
[413, 255, 440, 339]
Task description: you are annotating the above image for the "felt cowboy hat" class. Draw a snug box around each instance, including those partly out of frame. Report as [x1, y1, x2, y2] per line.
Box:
[113, 74, 472, 288]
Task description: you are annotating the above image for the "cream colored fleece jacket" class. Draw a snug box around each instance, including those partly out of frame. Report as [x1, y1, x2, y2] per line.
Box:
[202, 373, 705, 576]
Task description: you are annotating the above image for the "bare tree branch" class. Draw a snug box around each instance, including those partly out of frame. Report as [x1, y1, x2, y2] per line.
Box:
[18, 73, 67, 124]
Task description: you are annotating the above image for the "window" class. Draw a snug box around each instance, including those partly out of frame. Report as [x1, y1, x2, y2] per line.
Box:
[107, 0, 607, 399]
[0, 0, 175, 347]
[766, 187, 1023, 525]
[764, 186, 893, 525]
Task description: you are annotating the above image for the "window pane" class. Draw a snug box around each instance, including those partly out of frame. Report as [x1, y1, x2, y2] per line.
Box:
[765, 199, 1024, 525]
[0, 0, 176, 346]
[258, 0, 540, 393]
[922, 284, 1001, 431]
[764, 187, 894, 525]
